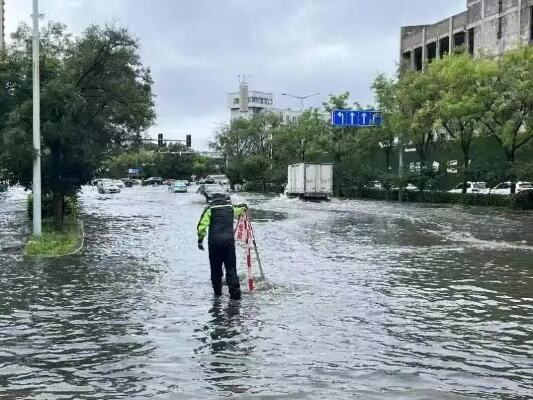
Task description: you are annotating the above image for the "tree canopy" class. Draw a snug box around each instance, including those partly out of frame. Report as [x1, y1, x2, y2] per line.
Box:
[0, 22, 155, 228]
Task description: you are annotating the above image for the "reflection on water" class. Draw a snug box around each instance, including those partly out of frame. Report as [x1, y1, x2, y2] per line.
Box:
[194, 300, 254, 395]
[0, 186, 532, 399]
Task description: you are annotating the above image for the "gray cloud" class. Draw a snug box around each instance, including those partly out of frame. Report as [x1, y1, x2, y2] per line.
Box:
[5, 0, 466, 149]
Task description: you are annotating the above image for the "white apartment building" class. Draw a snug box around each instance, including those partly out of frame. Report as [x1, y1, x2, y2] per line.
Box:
[227, 81, 302, 124]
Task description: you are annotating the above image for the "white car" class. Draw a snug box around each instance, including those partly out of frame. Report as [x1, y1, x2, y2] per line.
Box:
[113, 180, 125, 188]
[368, 181, 383, 190]
[491, 181, 533, 195]
[98, 181, 121, 194]
[449, 182, 489, 194]
[391, 183, 419, 191]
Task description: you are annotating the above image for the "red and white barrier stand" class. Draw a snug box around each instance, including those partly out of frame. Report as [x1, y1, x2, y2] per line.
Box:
[236, 212, 265, 291]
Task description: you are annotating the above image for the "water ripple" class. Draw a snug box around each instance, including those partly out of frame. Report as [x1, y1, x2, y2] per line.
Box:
[0, 187, 531, 399]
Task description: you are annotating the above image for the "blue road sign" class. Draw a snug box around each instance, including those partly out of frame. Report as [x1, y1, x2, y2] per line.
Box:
[331, 110, 382, 127]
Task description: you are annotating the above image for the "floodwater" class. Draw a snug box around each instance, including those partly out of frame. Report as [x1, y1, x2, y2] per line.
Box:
[0, 186, 532, 399]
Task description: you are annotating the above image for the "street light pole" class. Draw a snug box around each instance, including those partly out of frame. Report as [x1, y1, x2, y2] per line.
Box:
[281, 92, 320, 111]
[32, 0, 42, 236]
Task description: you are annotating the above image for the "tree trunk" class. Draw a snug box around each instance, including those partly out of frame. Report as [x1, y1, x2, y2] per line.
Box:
[462, 158, 469, 195]
[384, 148, 391, 173]
[334, 153, 342, 197]
[53, 192, 64, 231]
[507, 150, 517, 194]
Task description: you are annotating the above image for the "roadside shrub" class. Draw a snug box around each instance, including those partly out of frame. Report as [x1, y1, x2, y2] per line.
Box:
[356, 190, 517, 208]
[27, 194, 79, 218]
[242, 182, 283, 193]
[514, 190, 533, 210]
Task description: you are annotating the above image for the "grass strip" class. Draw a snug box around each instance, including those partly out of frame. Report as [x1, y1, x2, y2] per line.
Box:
[25, 219, 81, 257]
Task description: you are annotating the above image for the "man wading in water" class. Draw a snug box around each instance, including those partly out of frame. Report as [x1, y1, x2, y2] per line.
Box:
[197, 194, 248, 300]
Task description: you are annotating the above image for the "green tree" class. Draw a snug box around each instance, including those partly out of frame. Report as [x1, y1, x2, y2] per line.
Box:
[395, 69, 437, 189]
[430, 54, 498, 193]
[372, 74, 398, 174]
[321, 93, 362, 196]
[212, 113, 282, 190]
[482, 46, 533, 191]
[0, 23, 155, 229]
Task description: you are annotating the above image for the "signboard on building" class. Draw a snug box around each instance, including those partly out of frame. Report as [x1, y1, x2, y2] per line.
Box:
[331, 110, 382, 127]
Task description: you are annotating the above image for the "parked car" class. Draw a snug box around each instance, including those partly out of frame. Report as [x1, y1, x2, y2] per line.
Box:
[121, 178, 134, 188]
[114, 179, 125, 189]
[391, 183, 419, 191]
[207, 174, 230, 185]
[164, 179, 176, 186]
[98, 181, 121, 194]
[449, 182, 489, 194]
[197, 183, 231, 203]
[365, 181, 383, 190]
[491, 181, 533, 195]
[170, 181, 188, 193]
[143, 177, 163, 186]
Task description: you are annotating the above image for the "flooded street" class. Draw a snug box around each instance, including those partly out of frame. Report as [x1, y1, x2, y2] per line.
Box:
[0, 186, 532, 399]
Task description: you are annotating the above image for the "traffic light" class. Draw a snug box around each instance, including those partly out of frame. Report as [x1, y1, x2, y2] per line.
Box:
[186, 134, 192, 148]
[158, 133, 163, 147]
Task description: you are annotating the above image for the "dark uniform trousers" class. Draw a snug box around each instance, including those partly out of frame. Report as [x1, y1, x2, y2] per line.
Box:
[208, 239, 241, 300]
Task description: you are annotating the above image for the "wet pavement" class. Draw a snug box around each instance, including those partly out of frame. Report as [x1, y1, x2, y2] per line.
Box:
[0, 186, 532, 399]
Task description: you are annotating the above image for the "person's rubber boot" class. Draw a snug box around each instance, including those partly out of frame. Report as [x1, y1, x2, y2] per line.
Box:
[213, 286, 223, 297]
[229, 290, 241, 301]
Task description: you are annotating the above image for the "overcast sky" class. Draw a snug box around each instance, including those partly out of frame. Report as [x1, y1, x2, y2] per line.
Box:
[6, 0, 465, 149]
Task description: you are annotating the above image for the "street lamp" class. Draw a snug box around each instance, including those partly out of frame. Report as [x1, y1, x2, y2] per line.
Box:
[32, 0, 42, 236]
[281, 92, 320, 111]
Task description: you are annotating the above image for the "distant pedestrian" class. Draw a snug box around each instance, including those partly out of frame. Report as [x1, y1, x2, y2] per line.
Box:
[197, 194, 248, 300]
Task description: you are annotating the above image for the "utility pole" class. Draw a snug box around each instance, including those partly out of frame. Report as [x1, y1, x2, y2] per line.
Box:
[32, 0, 42, 236]
[398, 134, 404, 202]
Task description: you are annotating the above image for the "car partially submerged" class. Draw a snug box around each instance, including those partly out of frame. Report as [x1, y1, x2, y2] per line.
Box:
[143, 177, 163, 186]
[491, 181, 533, 195]
[449, 182, 489, 194]
[98, 180, 121, 194]
[197, 183, 230, 203]
[207, 174, 230, 185]
[170, 181, 188, 193]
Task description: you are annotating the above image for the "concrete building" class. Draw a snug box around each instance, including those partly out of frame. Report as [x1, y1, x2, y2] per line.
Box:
[401, 0, 533, 70]
[228, 80, 302, 124]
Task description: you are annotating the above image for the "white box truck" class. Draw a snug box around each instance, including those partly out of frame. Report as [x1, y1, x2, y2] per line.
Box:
[286, 163, 333, 201]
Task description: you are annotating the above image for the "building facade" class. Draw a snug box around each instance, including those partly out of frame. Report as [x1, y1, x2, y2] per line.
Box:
[401, 0, 533, 70]
[227, 81, 302, 124]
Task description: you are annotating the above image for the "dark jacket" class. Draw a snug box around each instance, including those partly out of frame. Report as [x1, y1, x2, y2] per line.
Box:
[197, 201, 246, 243]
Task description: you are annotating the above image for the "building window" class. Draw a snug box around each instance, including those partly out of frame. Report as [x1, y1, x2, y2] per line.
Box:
[426, 42, 437, 62]
[439, 37, 450, 57]
[454, 31, 466, 51]
[233, 98, 239, 105]
[468, 28, 475, 56]
[414, 46, 423, 70]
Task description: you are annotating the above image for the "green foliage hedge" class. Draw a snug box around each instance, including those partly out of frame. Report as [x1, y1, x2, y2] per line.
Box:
[242, 182, 284, 193]
[356, 189, 532, 209]
[27, 194, 79, 218]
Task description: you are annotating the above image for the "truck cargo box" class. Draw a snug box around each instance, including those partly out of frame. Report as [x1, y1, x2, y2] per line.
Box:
[287, 163, 333, 201]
